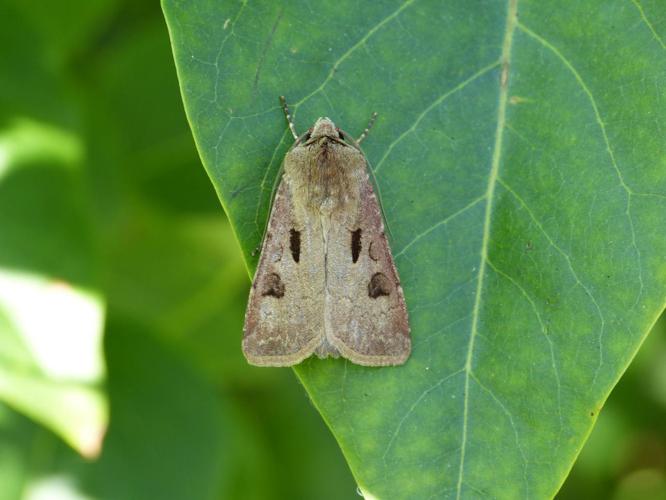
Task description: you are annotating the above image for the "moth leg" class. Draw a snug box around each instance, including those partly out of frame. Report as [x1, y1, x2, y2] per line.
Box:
[279, 95, 299, 140]
[357, 112, 378, 144]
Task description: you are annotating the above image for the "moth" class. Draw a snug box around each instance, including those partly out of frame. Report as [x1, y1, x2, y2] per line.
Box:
[242, 97, 410, 367]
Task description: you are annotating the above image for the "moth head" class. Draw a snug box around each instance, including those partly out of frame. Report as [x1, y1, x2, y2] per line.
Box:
[311, 117, 338, 139]
[297, 117, 356, 149]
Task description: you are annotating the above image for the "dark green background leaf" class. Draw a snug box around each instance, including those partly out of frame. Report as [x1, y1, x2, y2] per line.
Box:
[0, 0, 107, 456]
[163, 0, 666, 497]
[0, 0, 356, 498]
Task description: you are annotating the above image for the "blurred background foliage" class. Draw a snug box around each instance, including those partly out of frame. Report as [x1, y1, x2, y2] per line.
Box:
[0, 0, 663, 498]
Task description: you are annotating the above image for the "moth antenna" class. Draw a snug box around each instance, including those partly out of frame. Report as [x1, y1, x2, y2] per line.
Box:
[279, 95, 299, 140]
[357, 111, 378, 144]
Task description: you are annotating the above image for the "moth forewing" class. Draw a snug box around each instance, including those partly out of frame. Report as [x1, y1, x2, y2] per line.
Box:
[242, 178, 325, 366]
[326, 173, 411, 366]
[242, 110, 410, 367]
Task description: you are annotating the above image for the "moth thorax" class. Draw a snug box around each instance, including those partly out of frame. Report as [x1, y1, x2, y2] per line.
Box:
[285, 136, 364, 212]
[309, 163, 359, 211]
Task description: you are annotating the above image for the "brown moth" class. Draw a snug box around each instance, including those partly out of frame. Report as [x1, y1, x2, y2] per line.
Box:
[242, 97, 410, 367]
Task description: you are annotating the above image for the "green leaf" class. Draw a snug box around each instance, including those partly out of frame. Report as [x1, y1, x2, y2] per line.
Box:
[163, 0, 666, 497]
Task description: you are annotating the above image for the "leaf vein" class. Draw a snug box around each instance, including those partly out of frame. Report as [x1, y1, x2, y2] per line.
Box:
[381, 369, 464, 464]
[486, 258, 563, 450]
[373, 61, 501, 174]
[293, 0, 418, 110]
[630, 0, 666, 52]
[211, 0, 247, 104]
[470, 372, 529, 496]
[455, 1, 518, 497]
[517, 21, 644, 316]
[395, 195, 486, 258]
[498, 178, 607, 384]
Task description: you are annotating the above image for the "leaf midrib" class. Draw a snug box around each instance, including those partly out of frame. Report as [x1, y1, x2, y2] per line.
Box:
[455, 0, 519, 497]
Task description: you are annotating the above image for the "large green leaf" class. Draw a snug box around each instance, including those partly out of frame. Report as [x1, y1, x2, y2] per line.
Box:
[163, 0, 666, 497]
